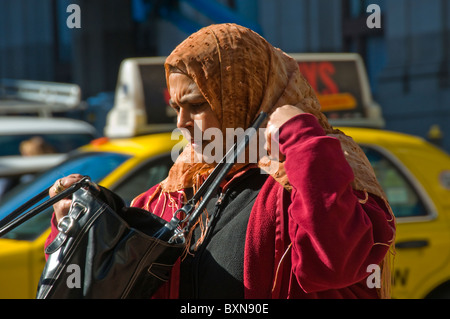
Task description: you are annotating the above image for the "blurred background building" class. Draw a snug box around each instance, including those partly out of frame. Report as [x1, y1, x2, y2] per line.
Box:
[0, 0, 449, 150]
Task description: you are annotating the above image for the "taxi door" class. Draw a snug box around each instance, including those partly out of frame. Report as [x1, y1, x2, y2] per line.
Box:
[362, 144, 450, 299]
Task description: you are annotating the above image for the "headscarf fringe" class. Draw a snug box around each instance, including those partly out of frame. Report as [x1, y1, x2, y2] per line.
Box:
[361, 193, 396, 299]
[378, 198, 396, 299]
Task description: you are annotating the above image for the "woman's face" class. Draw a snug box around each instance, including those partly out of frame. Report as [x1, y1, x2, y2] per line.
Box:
[168, 72, 221, 161]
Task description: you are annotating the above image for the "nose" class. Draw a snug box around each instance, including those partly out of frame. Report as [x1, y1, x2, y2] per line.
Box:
[177, 108, 193, 129]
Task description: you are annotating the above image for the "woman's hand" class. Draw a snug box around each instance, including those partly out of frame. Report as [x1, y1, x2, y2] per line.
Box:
[49, 174, 84, 224]
[265, 105, 304, 161]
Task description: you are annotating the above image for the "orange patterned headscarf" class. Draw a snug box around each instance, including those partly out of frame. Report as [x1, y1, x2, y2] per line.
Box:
[161, 23, 386, 200]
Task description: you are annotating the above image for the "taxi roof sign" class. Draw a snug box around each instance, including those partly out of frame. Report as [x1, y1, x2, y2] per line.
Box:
[105, 53, 384, 138]
[290, 53, 385, 128]
[104, 57, 176, 138]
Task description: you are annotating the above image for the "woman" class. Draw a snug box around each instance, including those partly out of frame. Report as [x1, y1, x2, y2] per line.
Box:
[47, 23, 395, 299]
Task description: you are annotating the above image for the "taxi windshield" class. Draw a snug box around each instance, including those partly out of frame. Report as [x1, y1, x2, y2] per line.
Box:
[0, 152, 130, 240]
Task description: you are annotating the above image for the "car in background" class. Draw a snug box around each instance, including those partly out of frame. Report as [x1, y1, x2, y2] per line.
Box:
[0, 132, 183, 298]
[340, 126, 450, 299]
[0, 117, 97, 200]
[0, 79, 97, 199]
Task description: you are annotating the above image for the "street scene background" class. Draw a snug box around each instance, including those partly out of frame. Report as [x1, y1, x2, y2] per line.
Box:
[1, 0, 450, 300]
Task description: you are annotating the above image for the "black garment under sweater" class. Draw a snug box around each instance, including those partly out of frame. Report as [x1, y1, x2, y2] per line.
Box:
[179, 168, 268, 299]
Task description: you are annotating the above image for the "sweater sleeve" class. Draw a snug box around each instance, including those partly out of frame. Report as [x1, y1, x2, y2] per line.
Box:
[278, 113, 393, 293]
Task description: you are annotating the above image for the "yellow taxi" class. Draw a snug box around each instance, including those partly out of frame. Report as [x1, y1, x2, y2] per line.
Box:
[0, 132, 184, 298]
[340, 126, 450, 299]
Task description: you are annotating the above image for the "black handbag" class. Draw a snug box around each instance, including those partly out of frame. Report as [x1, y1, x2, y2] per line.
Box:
[0, 112, 267, 299]
[37, 179, 187, 299]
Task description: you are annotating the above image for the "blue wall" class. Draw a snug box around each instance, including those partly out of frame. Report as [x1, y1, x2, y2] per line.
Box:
[1, 0, 449, 151]
[378, 0, 450, 150]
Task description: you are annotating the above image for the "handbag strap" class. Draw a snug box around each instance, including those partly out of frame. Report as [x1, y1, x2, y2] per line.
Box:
[161, 111, 268, 243]
[0, 177, 95, 237]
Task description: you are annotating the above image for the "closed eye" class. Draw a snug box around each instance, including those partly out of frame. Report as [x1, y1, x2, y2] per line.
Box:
[169, 99, 180, 112]
[191, 102, 208, 109]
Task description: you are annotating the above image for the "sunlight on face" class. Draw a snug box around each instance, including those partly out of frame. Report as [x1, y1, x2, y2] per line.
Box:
[168, 72, 221, 163]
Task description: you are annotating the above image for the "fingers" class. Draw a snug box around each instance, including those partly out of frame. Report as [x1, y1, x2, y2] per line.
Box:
[269, 105, 304, 128]
[53, 199, 73, 224]
[50, 179, 65, 197]
[50, 174, 84, 223]
[49, 174, 84, 198]
[264, 125, 285, 162]
[264, 105, 304, 161]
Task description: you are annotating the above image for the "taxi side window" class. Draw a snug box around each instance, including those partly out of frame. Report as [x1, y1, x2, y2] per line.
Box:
[113, 154, 173, 205]
[362, 146, 428, 218]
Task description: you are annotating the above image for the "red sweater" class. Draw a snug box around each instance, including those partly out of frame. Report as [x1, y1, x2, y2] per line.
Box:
[45, 113, 395, 298]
